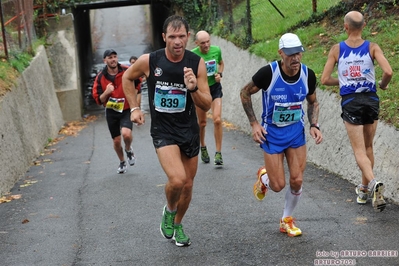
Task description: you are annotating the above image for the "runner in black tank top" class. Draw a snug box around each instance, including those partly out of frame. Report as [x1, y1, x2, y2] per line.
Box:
[122, 15, 212, 247]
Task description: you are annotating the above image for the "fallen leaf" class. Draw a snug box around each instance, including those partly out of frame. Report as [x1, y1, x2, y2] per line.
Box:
[20, 180, 38, 187]
[353, 216, 367, 225]
[0, 194, 22, 204]
[22, 219, 29, 224]
[0, 197, 11, 203]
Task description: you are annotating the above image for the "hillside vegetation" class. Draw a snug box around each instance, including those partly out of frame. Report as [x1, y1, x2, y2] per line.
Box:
[227, 0, 399, 128]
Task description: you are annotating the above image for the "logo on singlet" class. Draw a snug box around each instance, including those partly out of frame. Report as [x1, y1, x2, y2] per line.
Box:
[154, 67, 163, 77]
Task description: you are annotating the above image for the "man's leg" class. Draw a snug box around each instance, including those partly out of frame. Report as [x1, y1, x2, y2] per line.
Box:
[121, 127, 135, 166]
[263, 152, 286, 192]
[196, 106, 207, 147]
[362, 122, 378, 183]
[212, 98, 223, 165]
[157, 145, 196, 246]
[196, 106, 210, 163]
[113, 135, 124, 161]
[157, 145, 187, 211]
[212, 98, 223, 152]
[113, 135, 128, 174]
[280, 145, 306, 237]
[157, 145, 198, 221]
[345, 122, 375, 183]
[121, 127, 133, 151]
[284, 145, 306, 216]
[361, 121, 385, 211]
[175, 152, 198, 224]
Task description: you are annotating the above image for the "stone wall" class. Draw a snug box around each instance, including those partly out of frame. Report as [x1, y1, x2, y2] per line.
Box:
[45, 13, 83, 122]
[0, 46, 64, 196]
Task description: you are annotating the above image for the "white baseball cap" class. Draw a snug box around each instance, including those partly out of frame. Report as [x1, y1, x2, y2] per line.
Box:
[278, 33, 305, 55]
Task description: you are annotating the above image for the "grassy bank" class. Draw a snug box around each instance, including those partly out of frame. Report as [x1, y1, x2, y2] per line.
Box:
[233, 1, 399, 128]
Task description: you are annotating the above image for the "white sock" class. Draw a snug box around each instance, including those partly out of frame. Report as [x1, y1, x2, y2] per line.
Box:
[282, 186, 302, 218]
[368, 179, 376, 191]
[261, 173, 269, 188]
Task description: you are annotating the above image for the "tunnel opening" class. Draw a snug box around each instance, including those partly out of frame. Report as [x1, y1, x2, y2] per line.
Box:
[70, 1, 172, 111]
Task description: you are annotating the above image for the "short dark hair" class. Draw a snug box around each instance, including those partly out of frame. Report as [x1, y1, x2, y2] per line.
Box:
[129, 56, 138, 62]
[162, 15, 189, 34]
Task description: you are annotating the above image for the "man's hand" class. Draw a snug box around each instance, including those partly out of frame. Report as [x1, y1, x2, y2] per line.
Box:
[251, 122, 267, 144]
[215, 72, 222, 83]
[310, 127, 323, 144]
[105, 83, 115, 93]
[130, 109, 145, 126]
[378, 80, 389, 90]
[184, 67, 197, 91]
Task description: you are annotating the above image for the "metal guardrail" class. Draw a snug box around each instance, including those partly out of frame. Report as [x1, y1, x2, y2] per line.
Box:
[0, 0, 35, 60]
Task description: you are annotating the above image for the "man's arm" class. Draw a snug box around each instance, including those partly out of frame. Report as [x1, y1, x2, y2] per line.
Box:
[122, 54, 149, 125]
[92, 74, 113, 105]
[240, 81, 266, 143]
[306, 92, 322, 144]
[321, 44, 339, 86]
[122, 54, 149, 108]
[218, 59, 224, 74]
[371, 42, 393, 89]
[215, 59, 224, 83]
[306, 93, 320, 126]
[240, 80, 260, 125]
[187, 58, 212, 112]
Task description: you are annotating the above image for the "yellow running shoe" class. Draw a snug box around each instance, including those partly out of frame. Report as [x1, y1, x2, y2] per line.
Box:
[280, 216, 302, 237]
[253, 166, 268, 200]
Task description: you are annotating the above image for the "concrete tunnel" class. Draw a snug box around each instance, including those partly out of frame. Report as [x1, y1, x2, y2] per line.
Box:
[69, 0, 173, 108]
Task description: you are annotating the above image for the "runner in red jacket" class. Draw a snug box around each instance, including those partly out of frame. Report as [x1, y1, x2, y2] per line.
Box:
[92, 49, 136, 174]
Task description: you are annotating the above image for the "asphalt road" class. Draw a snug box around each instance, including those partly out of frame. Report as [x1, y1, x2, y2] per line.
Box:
[0, 98, 399, 265]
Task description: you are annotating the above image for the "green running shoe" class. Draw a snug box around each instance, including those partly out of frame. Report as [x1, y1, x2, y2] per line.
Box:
[160, 205, 176, 239]
[201, 146, 210, 163]
[173, 224, 191, 247]
[214, 152, 223, 165]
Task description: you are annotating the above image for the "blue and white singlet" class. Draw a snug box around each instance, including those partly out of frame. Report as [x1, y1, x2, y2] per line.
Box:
[338, 40, 375, 96]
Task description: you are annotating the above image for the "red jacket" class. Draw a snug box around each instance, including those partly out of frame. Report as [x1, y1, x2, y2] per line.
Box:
[92, 64, 131, 109]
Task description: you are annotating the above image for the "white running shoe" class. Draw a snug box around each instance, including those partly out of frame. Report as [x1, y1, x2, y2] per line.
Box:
[117, 161, 127, 174]
[126, 148, 135, 166]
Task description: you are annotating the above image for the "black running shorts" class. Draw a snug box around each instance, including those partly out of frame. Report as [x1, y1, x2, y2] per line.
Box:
[341, 92, 379, 125]
[105, 108, 133, 139]
[152, 133, 200, 158]
[210, 82, 223, 101]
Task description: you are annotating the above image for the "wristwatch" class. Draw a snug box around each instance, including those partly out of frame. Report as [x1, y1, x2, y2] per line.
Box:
[217, 72, 223, 78]
[310, 123, 320, 130]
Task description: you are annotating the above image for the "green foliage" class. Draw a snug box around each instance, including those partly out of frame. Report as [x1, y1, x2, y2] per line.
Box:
[33, 0, 92, 29]
[1, 38, 47, 81]
[34, 0, 92, 12]
[169, 0, 221, 33]
[9, 52, 32, 73]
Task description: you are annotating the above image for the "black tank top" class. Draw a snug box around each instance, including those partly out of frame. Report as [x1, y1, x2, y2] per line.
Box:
[148, 49, 201, 137]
